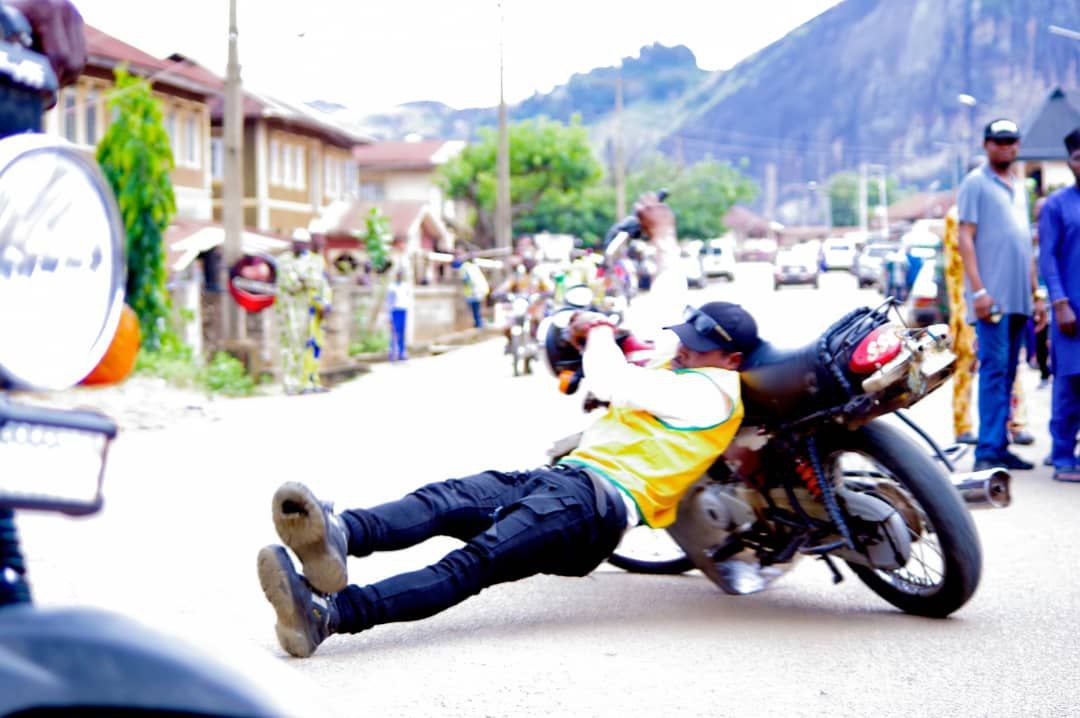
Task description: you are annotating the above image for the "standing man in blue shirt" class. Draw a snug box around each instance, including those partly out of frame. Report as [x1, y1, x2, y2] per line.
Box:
[957, 119, 1048, 472]
[1038, 127, 1080, 482]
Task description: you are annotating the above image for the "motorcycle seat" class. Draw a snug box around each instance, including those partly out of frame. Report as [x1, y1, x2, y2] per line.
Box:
[738, 339, 839, 422]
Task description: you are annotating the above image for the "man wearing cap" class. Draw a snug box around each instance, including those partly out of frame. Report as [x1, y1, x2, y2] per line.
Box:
[1038, 127, 1080, 482]
[256, 194, 761, 657]
[957, 118, 1048, 472]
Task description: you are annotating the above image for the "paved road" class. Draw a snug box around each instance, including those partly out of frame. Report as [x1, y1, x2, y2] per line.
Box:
[18, 264, 1080, 717]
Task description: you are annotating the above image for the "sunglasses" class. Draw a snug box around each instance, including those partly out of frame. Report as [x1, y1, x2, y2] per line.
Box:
[989, 138, 1018, 146]
[683, 306, 733, 343]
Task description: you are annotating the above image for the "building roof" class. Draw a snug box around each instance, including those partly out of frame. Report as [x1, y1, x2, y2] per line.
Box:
[318, 200, 451, 244]
[887, 189, 958, 221]
[1018, 87, 1080, 161]
[208, 86, 373, 148]
[723, 205, 773, 236]
[85, 25, 218, 97]
[352, 140, 465, 170]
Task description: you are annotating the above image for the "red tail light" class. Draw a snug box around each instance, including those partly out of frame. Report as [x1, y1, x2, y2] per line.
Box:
[849, 326, 903, 374]
[913, 296, 936, 309]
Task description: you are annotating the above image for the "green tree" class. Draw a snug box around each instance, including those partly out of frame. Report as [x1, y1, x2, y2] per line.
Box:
[827, 172, 900, 228]
[626, 155, 759, 238]
[96, 66, 176, 350]
[438, 118, 603, 247]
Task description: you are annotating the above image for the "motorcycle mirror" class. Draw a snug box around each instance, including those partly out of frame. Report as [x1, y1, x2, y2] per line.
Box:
[563, 284, 594, 308]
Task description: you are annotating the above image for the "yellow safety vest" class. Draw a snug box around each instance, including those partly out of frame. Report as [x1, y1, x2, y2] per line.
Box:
[561, 367, 742, 527]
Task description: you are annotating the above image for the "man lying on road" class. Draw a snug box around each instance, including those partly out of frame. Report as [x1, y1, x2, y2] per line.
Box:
[257, 194, 761, 657]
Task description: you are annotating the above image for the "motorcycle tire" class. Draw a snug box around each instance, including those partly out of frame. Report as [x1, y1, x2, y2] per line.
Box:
[606, 552, 693, 575]
[828, 420, 982, 618]
[511, 335, 522, 377]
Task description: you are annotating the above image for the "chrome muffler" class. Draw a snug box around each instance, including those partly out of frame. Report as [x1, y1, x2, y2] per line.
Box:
[951, 468, 1011, 509]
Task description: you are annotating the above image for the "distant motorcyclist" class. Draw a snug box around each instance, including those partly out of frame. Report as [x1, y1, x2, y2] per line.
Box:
[256, 193, 763, 657]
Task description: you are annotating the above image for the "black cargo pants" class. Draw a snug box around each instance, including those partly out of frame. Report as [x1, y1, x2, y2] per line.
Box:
[333, 463, 628, 633]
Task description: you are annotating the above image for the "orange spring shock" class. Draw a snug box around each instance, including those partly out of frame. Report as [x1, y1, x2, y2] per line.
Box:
[794, 458, 822, 499]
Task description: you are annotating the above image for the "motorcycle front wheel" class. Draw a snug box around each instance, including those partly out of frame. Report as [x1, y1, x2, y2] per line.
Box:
[828, 420, 982, 618]
[607, 525, 693, 575]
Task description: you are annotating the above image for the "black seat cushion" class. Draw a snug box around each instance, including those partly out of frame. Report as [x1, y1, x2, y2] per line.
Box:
[739, 340, 848, 423]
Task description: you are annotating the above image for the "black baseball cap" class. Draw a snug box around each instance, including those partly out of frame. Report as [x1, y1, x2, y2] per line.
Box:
[984, 118, 1021, 141]
[664, 302, 761, 354]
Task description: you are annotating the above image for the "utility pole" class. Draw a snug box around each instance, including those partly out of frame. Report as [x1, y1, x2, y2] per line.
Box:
[614, 60, 626, 219]
[223, 0, 245, 341]
[857, 162, 868, 235]
[494, 1, 511, 251]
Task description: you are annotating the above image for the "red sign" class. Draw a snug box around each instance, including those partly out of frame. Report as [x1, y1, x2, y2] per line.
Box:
[228, 254, 277, 312]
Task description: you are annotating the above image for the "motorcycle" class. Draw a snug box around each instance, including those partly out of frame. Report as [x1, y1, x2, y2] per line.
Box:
[541, 263, 1010, 618]
[496, 292, 547, 377]
[0, 8, 286, 714]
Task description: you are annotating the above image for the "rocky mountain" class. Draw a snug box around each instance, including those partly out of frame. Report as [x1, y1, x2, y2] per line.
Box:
[340, 0, 1080, 192]
[666, 0, 1080, 189]
[350, 43, 708, 151]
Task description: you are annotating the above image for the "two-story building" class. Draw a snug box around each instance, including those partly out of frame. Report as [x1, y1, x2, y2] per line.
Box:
[208, 88, 372, 238]
[44, 26, 220, 221]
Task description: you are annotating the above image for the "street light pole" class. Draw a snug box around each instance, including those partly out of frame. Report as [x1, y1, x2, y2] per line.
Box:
[494, 1, 511, 252]
[223, 0, 245, 341]
[614, 60, 626, 220]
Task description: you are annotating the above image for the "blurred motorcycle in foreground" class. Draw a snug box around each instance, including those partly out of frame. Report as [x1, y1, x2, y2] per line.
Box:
[0, 6, 291, 713]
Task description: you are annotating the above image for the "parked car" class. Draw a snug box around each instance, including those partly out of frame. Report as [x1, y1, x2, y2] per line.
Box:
[680, 240, 706, 288]
[852, 242, 895, 289]
[739, 237, 778, 263]
[773, 248, 819, 290]
[905, 257, 948, 327]
[820, 236, 857, 271]
[700, 237, 736, 280]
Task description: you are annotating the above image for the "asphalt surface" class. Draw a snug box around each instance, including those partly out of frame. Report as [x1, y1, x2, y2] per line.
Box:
[17, 264, 1080, 717]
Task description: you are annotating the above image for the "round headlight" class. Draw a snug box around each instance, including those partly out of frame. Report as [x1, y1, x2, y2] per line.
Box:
[0, 134, 126, 390]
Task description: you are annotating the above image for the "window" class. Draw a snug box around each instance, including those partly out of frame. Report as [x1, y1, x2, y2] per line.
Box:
[324, 157, 338, 198]
[164, 111, 178, 160]
[84, 88, 98, 145]
[295, 145, 306, 189]
[283, 143, 294, 188]
[270, 139, 281, 185]
[184, 115, 199, 166]
[62, 89, 77, 142]
[345, 163, 358, 198]
[210, 137, 223, 180]
[359, 181, 384, 201]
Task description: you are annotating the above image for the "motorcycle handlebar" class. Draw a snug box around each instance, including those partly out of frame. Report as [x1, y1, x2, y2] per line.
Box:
[0, 2, 58, 137]
[602, 188, 669, 250]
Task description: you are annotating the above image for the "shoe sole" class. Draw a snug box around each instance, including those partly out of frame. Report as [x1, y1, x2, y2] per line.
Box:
[256, 545, 317, 658]
[272, 482, 347, 594]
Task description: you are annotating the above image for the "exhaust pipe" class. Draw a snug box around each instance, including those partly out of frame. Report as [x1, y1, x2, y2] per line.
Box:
[950, 469, 1011, 509]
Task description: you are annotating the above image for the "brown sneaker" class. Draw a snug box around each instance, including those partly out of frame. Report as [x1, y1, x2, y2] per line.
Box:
[271, 482, 349, 593]
[257, 545, 338, 658]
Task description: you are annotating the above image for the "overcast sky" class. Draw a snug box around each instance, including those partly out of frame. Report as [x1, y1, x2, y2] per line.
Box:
[74, 0, 843, 114]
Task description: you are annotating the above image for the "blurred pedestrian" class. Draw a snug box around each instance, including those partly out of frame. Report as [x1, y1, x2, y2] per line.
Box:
[454, 251, 489, 329]
[276, 232, 332, 394]
[1038, 127, 1080, 482]
[385, 270, 413, 362]
[957, 119, 1048, 471]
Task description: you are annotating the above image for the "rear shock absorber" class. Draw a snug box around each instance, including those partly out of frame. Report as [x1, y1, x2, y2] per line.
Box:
[793, 457, 822, 499]
[806, 437, 856, 552]
[0, 508, 31, 605]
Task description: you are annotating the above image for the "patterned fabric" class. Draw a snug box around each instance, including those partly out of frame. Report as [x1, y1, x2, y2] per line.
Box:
[944, 209, 976, 436]
[276, 250, 332, 394]
[945, 208, 1028, 436]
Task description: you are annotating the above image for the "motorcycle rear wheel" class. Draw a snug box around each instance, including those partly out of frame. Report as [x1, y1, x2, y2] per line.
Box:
[829, 420, 982, 618]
